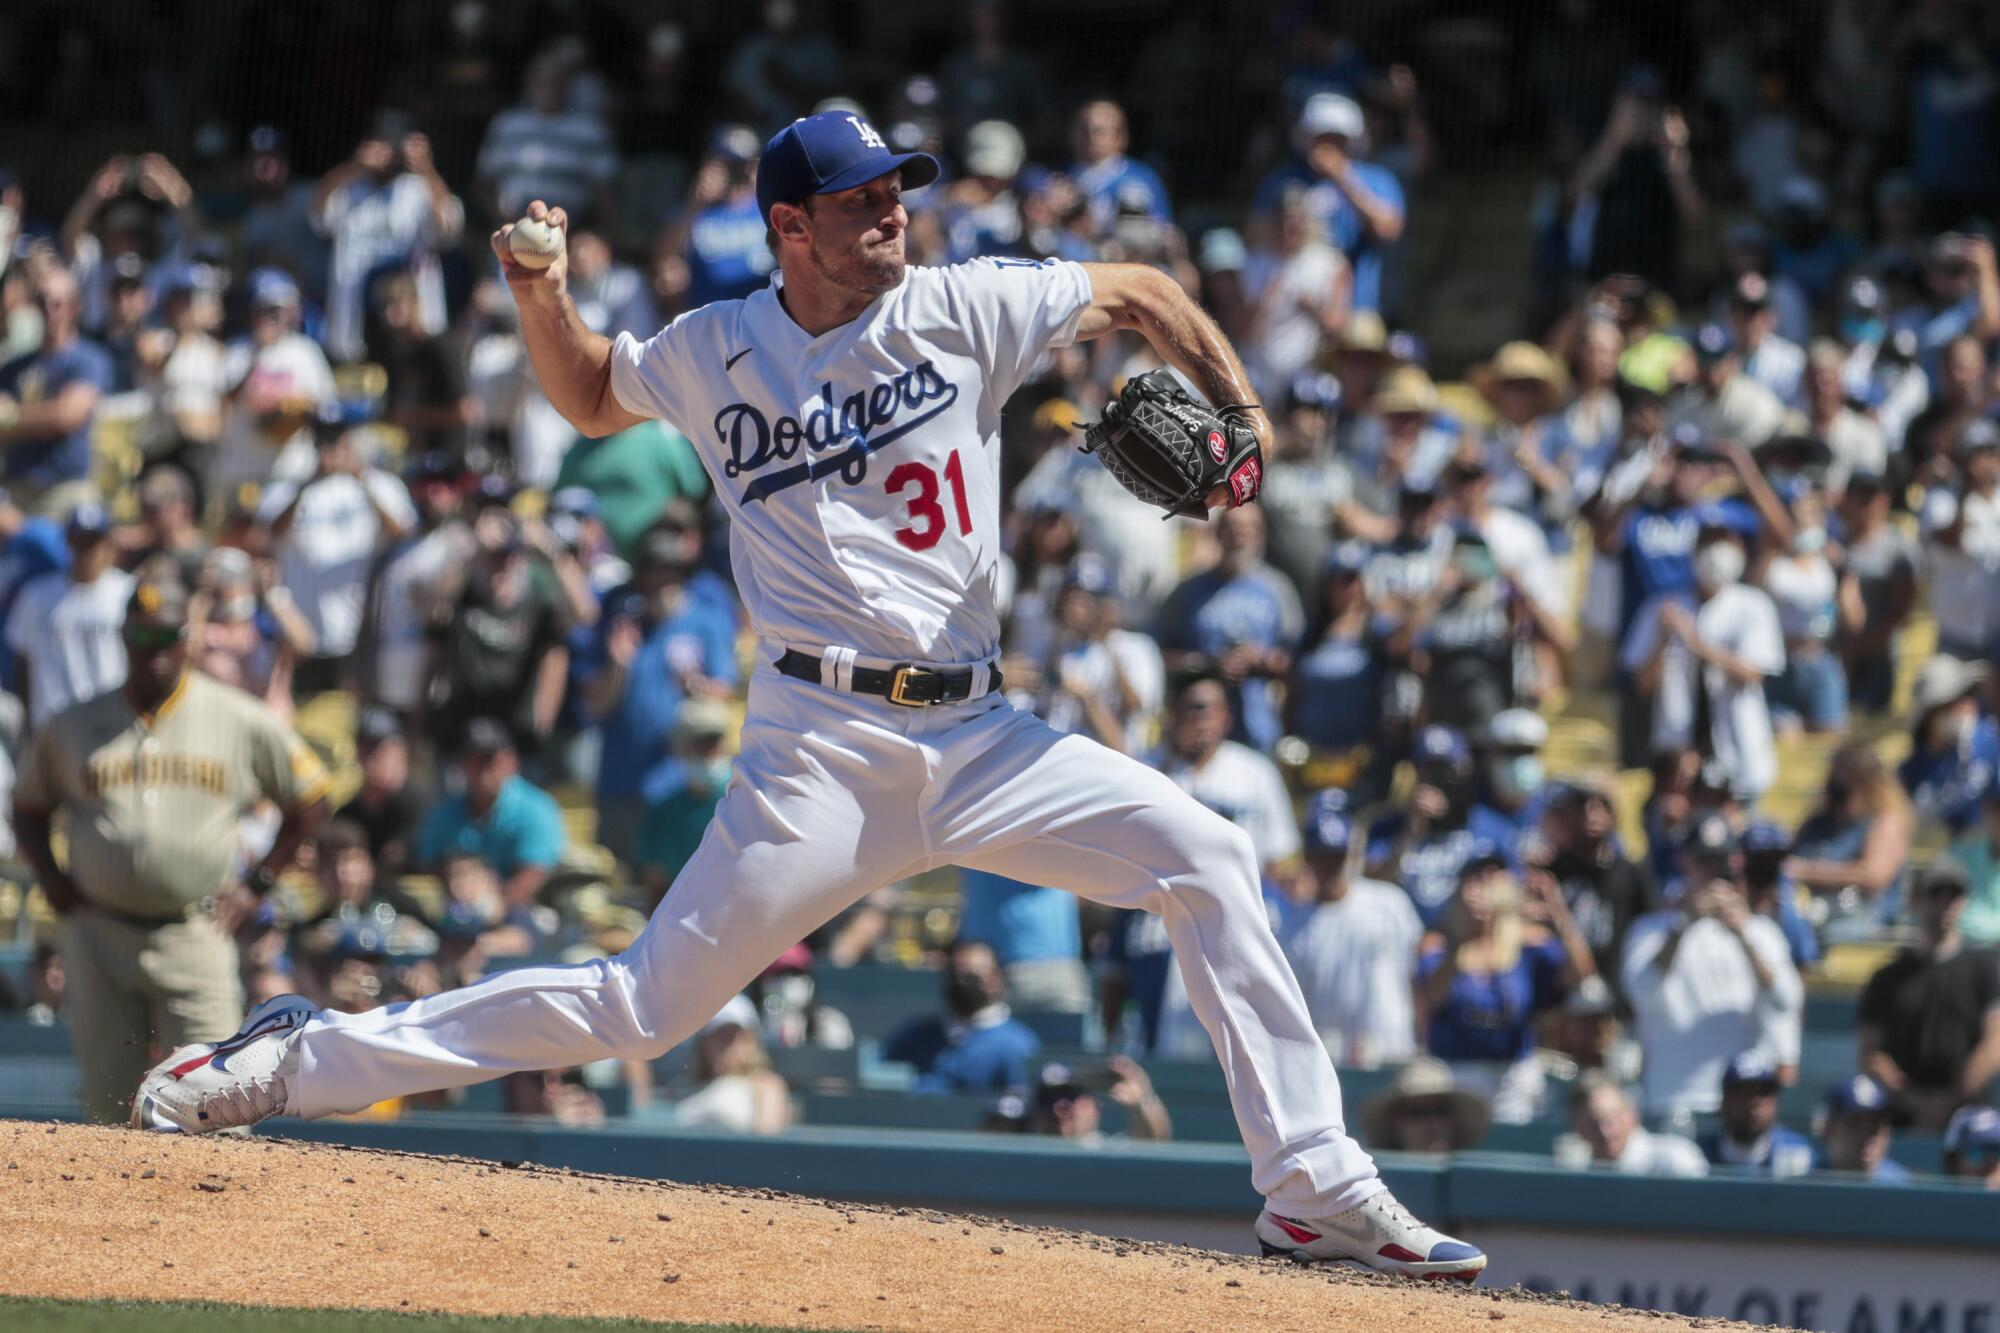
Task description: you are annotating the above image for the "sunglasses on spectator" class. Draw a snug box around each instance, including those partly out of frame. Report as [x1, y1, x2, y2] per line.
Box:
[124, 624, 183, 651]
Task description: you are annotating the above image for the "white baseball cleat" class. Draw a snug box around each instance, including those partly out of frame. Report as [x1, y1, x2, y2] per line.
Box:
[1254, 1190, 1488, 1282]
[132, 994, 319, 1134]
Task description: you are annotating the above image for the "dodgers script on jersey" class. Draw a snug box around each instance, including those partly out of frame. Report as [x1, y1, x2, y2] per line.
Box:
[608, 257, 1094, 664]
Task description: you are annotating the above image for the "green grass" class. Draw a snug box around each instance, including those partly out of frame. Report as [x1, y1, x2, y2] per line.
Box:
[0, 1297, 848, 1333]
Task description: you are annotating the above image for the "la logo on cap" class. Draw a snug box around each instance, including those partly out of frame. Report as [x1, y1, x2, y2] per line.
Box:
[846, 116, 884, 149]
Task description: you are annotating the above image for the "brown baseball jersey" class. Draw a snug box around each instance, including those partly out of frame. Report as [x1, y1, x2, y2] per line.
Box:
[13, 671, 330, 918]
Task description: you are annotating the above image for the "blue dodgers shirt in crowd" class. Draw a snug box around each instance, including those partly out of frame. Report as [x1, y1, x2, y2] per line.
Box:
[1616, 496, 1759, 642]
[956, 869, 1082, 968]
[581, 595, 738, 802]
[1251, 155, 1406, 313]
[1367, 809, 1524, 928]
[416, 774, 567, 878]
[0, 338, 113, 490]
[685, 194, 776, 306]
[1417, 931, 1569, 1064]
[1288, 627, 1382, 749]
[1157, 563, 1303, 752]
[0, 514, 68, 692]
[1899, 716, 2000, 834]
[1071, 154, 1172, 234]
[884, 1010, 1042, 1094]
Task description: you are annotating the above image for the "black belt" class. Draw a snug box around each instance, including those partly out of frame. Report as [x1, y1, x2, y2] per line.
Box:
[774, 649, 1003, 707]
[89, 900, 198, 929]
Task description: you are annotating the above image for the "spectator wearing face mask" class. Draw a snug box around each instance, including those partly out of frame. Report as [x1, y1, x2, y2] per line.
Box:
[634, 698, 738, 903]
[1556, 1073, 1708, 1177]
[1697, 1050, 1813, 1177]
[1812, 1076, 1910, 1184]
[1418, 848, 1593, 1123]
[1624, 523, 1783, 802]
[885, 939, 1042, 1095]
[1759, 482, 1859, 737]
[1470, 710, 1550, 837]
[1278, 792, 1422, 1069]
[1900, 657, 2000, 835]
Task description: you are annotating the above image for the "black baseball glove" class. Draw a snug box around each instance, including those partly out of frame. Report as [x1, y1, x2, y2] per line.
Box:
[1080, 370, 1264, 520]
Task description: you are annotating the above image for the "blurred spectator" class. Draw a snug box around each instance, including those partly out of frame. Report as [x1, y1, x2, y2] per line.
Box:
[427, 496, 572, 757]
[101, 254, 155, 392]
[1900, 658, 1999, 834]
[956, 869, 1088, 1016]
[1857, 861, 2000, 1132]
[1539, 975, 1643, 1091]
[1340, 370, 1456, 539]
[1622, 816, 1804, 1118]
[634, 697, 737, 902]
[214, 268, 334, 495]
[1770, 177, 1861, 310]
[256, 408, 415, 693]
[1396, 522, 1539, 733]
[1741, 820, 1821, 971]
[1759, 485, 1853, 739]
[1556, 1073, 1709, 1177]
[751, 943, 854, 1052]
[1949, 791, 2000, 946]
[1524, 778, 1657, 988]
[354, 451, 473, 715]
[1417, 849, 1592, 1123]
[583, 518, 735, 863]
[416, 719, 567, 912]
[1037, 553, 1161, 757]
[667, 125, 775, 309]
[1069, 100, 1170, 234]
[1470, 709, 1550, 837]
[136, 269, 229, 479]
[939, 3, 1046, 137]
[1724, 272, 1805, 407]
[675, 994, 791, 1135]
[1921, 418, 2000, 663]
[1239, 187, 1348, 398]
[1569, 73, 1704, 293]
[1468, 342, 1572, 529]
[372, 272, 472, 454]
[238, 127, 328, 301]
[1366, 725, 1513, 928]
[551, 416, 710, 562]
[1285, 542, 1388, 796]
[6, 504, 132, 727]
[125, 466, 208, 589]
[1031, 1058, 1171, 1143]
[1156, 675, 1298, 877]
[1813, 1076, 1911, 1184]
[1802, 342, 1887, 491]
[0, 487, 69, 694]
[432, 848, 537, 968]
[1906, 337, 1991, 487]
[1697, 1050, 1814, 1177]
[722, 1, 844, 129]
[0, 265, 110, 515]
[1787, 746, 1913, 934]
[884, 939, 1041, 1095]
[1942, 1106, 2000, 1189]
[1545, 318, 1626, 494]
[191, 545, 314, 718]
[1624, 522, 1783, 802]
[301, 817, 423, 932]
[1157, 507, 1299, 752]
[333, 707, 423, 875]
[1358, 1056, 1490, 1153]
[500, 1066, 606, 1128]
[1671, 323, 1786, 450]
[1254, 93, 1405, 314]
[22, 942, 61, 1026]
[1835, 472, 1916, 714]
[1278, 791, 1422, 1069]
[312, 117, 464, 363]
[940, 120, 1028, 264]
[60, 154, 193, 337]
[475, 53, 619, 227]
[1259, 371, 1345, 595]
[1900, 4, 2000, 216]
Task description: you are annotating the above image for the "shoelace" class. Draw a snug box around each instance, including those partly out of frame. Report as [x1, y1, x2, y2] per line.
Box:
[203, 1074, 287, 1127]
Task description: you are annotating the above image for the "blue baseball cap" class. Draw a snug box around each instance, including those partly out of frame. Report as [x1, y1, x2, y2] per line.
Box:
[1694, 321, 1737, 363]
[549, 486, 601, 520]
[1742, 820, 1791, 856]
[1459, 838, 1510, 879]
[65, 502, 111, 539]
[246, 266, 300, 309]
[1323, 540, 1371, 577]
[1721, 1049, 1783, 1091]
[1945, 1106, 2000, 1155]
[1061, 552, 1117, 597]
[756, 110, 941, 224]
[1821, 1075, 1892, 1120]
[1302, 789, 1352, 853]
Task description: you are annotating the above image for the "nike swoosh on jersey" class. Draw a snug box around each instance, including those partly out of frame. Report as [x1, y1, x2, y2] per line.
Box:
[725, 347, 754, 371]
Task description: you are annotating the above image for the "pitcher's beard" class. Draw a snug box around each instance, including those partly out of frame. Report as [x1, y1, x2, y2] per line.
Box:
[811, 235, 905, 297]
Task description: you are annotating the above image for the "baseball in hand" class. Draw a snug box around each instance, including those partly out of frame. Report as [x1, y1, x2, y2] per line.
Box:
[508, 217, 563, 270]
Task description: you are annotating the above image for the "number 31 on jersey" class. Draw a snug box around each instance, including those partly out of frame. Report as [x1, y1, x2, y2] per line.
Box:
[886, 449, 973, 551]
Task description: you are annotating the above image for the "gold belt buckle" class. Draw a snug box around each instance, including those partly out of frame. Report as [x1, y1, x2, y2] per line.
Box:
[887, 664, 938, 706]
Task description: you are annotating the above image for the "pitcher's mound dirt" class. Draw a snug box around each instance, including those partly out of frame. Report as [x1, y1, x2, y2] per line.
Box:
[0, 1121, 1767, 1332]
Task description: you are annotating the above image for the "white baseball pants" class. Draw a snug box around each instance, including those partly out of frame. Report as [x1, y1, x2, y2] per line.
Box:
[292, 666, 1382, 1216]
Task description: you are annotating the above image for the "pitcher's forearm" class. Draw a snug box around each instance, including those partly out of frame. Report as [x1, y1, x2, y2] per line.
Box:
[517, 294, 638, 438]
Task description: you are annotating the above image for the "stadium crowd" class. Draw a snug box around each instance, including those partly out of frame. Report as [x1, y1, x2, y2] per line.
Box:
[0, 1, 1996, 1183]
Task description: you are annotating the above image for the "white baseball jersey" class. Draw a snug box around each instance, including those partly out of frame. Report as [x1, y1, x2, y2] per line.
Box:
[6, 569, 135, 728]
[609, 258, 1094, 664]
